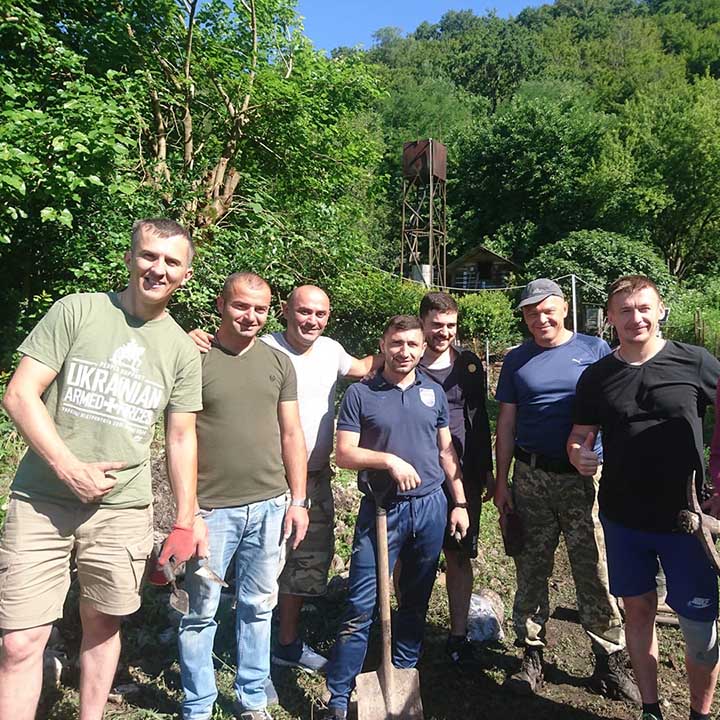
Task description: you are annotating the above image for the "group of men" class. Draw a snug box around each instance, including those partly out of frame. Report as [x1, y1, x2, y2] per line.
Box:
[0, 218, 719, 720]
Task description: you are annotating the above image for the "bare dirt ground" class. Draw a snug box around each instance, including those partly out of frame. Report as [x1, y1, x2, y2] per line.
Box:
[37, 468, 694, 720]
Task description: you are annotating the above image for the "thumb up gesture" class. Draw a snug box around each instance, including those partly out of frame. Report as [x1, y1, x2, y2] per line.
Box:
[571, 431, 599, 476]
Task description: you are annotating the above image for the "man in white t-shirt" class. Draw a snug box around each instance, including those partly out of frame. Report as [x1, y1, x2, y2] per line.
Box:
[190, 285, 377, 676]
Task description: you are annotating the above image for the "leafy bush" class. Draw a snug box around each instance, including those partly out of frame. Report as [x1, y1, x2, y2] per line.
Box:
[328, 270, 428, 356]
[457, 292, 521, 354]
[525, 229, 675, 303]
[328, 270, 520, 357]
[665, 278, 720, 355]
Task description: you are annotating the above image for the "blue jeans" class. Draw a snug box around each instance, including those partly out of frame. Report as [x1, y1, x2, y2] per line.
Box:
[326, 488, 447, 712]
[178, 495, 286, 719]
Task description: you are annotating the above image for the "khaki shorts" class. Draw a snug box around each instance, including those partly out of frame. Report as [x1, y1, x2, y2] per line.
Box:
[278, 466, 334, 597]
[0, 496, 154, 630]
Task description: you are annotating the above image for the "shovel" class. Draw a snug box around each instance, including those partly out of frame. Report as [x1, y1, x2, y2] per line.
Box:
[356, 477, 424, 720]
[148, 542, 228, 615]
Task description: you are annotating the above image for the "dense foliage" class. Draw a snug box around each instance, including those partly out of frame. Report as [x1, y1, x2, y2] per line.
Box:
[1, 0, 719, 362]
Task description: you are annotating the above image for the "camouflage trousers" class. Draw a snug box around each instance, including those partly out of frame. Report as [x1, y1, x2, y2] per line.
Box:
[512, 460, 625, 656]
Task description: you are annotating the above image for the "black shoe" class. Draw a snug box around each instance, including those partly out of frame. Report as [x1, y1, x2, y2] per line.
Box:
[505, 647, 544, 695]
[445, 634, 475, 668]
[589, 650, 641, 706]
[317, 708, 347, 720]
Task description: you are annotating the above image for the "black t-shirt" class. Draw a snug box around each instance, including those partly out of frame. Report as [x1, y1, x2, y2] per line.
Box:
[573, 341, 720, 532]
[420, 348, 493, 486]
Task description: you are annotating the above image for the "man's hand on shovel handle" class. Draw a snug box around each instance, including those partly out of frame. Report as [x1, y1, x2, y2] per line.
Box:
[387, 456, 421, 492]
[449, 507, 470, 540]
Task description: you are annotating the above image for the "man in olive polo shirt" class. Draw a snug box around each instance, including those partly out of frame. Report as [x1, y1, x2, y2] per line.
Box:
[178, 272, 309, 720]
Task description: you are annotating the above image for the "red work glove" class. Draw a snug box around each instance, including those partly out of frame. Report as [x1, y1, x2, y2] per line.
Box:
[158, 524, 195, 565]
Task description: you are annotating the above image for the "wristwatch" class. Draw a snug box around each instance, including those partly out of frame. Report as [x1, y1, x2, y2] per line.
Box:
[290, 497, 311, 509]
[452, 502, 469, 509]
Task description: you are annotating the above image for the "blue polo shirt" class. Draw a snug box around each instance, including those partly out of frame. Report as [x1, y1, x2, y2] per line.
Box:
[337, 371, 449, 498]
[495, 333, 610, 461]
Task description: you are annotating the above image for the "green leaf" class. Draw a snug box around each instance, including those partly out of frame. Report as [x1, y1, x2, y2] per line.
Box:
[0, 174, 26, 194]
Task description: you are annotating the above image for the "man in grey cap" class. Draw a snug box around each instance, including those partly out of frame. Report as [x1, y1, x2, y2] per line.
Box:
[493, 279, 639, 703]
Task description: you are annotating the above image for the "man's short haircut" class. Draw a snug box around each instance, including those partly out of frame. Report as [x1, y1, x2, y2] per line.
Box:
[131, 218, 195, 263]
[382, 314, 423, 337]
[607, 275, 662, 307]
[222, 272, 271, 300]
[419, 292, 458, 318]
[286, 285, 330, 309]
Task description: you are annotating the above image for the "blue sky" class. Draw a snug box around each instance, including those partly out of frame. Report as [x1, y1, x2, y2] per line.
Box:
[295, 0, 546, 53]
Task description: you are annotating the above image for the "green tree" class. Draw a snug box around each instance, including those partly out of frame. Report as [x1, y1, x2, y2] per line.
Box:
[525, 230, 674, 301]
[451, 87, 610, 263]
[590, 76, 720, 277]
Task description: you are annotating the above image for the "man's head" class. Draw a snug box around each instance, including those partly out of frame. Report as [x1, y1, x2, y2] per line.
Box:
[124, 218, 195, 308]
[606, 275, 664, 347]
[419, 292, 458, 354]
[379, 315, 426, 378]
[217, 272, 272, 342]
[282, 285, 331, 350]
[519, 278, 569, 347]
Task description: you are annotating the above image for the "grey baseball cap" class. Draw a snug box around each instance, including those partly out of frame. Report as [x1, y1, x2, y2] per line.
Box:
[517, 278, 565, 309]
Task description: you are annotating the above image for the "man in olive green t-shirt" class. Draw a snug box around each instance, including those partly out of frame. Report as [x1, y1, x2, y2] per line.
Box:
[0, 219, 206, 720]
[178, 272, 309, 720]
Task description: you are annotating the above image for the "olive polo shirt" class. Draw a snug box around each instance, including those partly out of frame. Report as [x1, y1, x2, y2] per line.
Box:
[336, 370, 449, 498]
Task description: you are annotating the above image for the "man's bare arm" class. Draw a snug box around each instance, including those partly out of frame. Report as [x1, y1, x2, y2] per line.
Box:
[345, 354, 383, 380]
[278, 400, 309, 548]
[162, 411, 208, 563]
[336, 430, 421, 492]
[493, 402, 517, 513]
[567, 423, 600, 476]
[438, 426, 470, 537]
[2, 356, 122, 502]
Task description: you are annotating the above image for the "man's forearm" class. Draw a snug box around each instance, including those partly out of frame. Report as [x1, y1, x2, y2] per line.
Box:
[281, 428, 307, 500]
[439, 446, 467, 504]
[3, 386, 78, 479]
[336, 444, 395, 471]
[494, 427, 514, 486]
[166, 420, 198, 528]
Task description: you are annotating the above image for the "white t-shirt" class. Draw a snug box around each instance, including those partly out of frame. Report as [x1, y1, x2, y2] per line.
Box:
[261, 332, 352, 471]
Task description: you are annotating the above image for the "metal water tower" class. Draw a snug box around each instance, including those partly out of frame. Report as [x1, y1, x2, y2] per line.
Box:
[400, 139, 447, 288]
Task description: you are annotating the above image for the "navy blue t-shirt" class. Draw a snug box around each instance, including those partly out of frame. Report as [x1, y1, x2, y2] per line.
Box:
[495, 333, 610, 460]
[337, 371, 449, 498]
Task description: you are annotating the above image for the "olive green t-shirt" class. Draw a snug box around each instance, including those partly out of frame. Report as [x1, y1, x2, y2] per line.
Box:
[11, 292, 203, 508]
[197, 340, 297, 508]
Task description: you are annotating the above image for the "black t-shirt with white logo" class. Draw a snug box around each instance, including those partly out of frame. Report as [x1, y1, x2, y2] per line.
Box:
[573, 341, 720, 532]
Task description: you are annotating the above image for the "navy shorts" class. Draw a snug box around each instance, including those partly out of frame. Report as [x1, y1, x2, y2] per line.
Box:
[600, 514, 718, 621]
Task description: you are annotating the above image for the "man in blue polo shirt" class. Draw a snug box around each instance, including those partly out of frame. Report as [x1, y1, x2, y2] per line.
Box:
[493, 278, 639, 703]
[320, 315, 470, 720]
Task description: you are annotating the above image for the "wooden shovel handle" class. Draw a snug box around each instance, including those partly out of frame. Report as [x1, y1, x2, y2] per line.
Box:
[375, 506, 394, 673]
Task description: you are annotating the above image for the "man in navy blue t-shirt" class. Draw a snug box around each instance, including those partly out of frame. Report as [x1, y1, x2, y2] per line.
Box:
[494, 278, 638, 703]
[321, 315, 470, 720]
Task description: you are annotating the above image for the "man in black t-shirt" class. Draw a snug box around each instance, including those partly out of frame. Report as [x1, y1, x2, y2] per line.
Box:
[417, 292, 494, 666]
[568, 275, 720, 720]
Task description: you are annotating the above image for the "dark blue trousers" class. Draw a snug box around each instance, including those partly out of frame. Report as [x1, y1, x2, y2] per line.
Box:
[326, 488, 447, 711]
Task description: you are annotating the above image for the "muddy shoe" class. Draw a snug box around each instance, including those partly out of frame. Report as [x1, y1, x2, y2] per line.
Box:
[589, 650, 641, 706]
[504, 647, 544, 694]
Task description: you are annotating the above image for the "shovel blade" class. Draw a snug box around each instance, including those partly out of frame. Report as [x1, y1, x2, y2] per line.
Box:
[356, 667, 423, 720]
[169, 587, 190, 615]
[195, 564, 229, 587]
